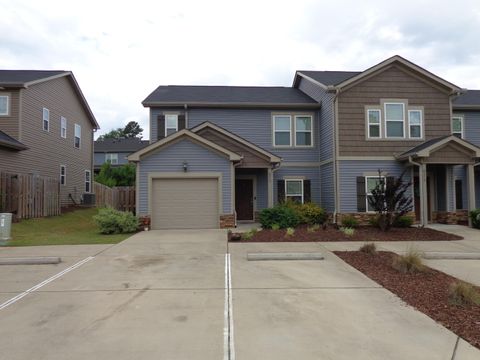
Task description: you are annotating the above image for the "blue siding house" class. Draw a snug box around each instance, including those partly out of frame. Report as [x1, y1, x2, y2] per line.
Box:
[94, 138, 148, 172]
[129, 55, 480, 229]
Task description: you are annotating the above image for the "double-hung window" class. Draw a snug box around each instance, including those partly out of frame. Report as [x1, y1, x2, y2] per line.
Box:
[452, 116, 463, 138]
[60, 165, 66, 186]
[105, 153, 118, 164]
[408, 110, 422, 139]
[285, 179, 304, 204]
[61, 116, 67, 138]
[74, 124, 81, 148]
[273, 115, 291, 146]
[43, 108, 50, 131]
[165, 114, 178, 137]
[295, 116, 312, 146]
[385, 103, 404, 138]
[0, 95, 9, 115]
[85, 170, 91, 193]
[367, 109, 381, 138]
[366, 176, 385, 212]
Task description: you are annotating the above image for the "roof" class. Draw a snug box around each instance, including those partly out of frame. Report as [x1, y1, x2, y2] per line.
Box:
[0, 70, 99, 129]
[397, 135, 480, 160]
[0, 130, 28, 151]
[94, 138, 149, 153]
[142, 85, 319, 108]
[453, 90, 480, 109]
[296, 71, 361, 86]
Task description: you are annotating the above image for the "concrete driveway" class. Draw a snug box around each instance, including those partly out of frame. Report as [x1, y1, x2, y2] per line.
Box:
[0, 228, 479, 359]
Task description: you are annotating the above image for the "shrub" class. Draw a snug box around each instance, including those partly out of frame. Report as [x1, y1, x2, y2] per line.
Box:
[259, 205, 300, 229]
[271, 223, 281, 231]
[393, 215, 414, 228]
[285, 227, 295, 236]
[470, 209, 480, 229]
[93, 207, 139, 234]
[392, 250, 425, 274]
[340, 227, 355, 236]
[341, 215, 358, 228]
[297, 203, 328, 225]
[307, 224, 320, 233]
[242, 231, 254, 240]
[359, 242, 377, 255]
[368, 215, 380, 228]
[449, 281, 480, 306]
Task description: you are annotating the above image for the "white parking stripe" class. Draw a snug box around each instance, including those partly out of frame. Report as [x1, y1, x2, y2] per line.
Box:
[0, 256, 94, 311]
[224, 254, 229, 360]
[228, 253, 236, 360]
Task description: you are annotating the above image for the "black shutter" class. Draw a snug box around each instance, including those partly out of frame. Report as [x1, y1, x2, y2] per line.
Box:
[178, 114, 186, 131]
[157, 114, 165, 140]
[277, 180, 285, 204]
[386, 176, 395, 189]
[303, 180, 311, 203]
[356, 176, 366, 212]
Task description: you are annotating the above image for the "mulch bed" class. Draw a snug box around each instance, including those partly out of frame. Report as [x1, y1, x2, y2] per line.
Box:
[230, 225, 463, 242]
[335, 251, 480, 349]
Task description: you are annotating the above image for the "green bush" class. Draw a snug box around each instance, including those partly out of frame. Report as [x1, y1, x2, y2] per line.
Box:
[393, 215, 414, 228]
[340, 227, 355, 236]
[341, 215, 359, 228]
[470, 209, 480, 229]
[297, 202, 328, 225]
[93, 207, 139, 234]
[368, 215, 380, 228]
[285, 227, 295, 236]
[259, 205, 300, 229]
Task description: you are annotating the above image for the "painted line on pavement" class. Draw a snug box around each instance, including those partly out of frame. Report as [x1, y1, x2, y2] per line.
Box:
[0, 256, 94, 311]
[224, 253, 235, 360]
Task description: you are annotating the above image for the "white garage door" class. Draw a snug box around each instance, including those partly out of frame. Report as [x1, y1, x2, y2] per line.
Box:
[151, 178, 219, 229]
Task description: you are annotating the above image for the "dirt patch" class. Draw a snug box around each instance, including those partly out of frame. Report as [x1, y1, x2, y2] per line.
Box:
[335, 251, 480, 349]
[230, 225, 463, 242]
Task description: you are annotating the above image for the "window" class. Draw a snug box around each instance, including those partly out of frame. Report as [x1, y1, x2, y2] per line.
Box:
[408, 110, 422, 139]
[74, 124, 81, 148]
[0, 95, 9, 115]
[105, 153, 118, 164]
[273, 115, 292, 146]
[43, 108, 50, 131]
[455, 179, 464, 209]
[285, 179, 304, 203]
[60, 165, 66, 186]
[295, 116, 313, 146]
[61, 117, 67, 138]
[165, 114, 178, 137]
[366, 176, 385, 212]
[385, 103, 404, 138]
[85, 170, 91, 193]
[367, 109, 381, 138]
[452, 116, 463, 138]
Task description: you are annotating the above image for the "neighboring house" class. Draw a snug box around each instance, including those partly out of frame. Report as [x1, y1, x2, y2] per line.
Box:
[94, 137, 149, 173]
[128, 55, 480, 229]
[0, 70, 99, 206]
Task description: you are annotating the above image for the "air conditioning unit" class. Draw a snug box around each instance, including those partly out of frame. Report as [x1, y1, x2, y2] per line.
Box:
[83, 193, 96, 206]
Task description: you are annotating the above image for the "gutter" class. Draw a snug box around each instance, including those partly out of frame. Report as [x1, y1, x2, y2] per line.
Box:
[330, 86, 340, 224]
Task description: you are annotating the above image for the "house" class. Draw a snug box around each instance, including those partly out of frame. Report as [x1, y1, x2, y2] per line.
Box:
[128, 55, 480, 230]
[0, 70, 99, 206]
[94, 137, 149, 173]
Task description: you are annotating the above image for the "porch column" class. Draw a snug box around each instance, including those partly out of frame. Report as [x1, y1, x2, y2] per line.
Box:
[419, 163, 428, 227]
[267, 168, 273, 207]
[468, 164, 476, 227]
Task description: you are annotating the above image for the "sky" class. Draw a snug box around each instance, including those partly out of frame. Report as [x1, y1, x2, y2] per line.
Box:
[1, 0, 480, 140]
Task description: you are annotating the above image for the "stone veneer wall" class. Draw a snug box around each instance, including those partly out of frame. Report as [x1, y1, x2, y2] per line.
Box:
[336, 212, 416, 226]
[433, 210, 469, 225]
[220, 214, 236, 228]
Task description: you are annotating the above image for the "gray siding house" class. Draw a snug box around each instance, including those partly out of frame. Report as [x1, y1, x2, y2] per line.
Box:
[0, 70, 99, 206]
[128, 56, 480, 229]
[94, 138, 149, 172]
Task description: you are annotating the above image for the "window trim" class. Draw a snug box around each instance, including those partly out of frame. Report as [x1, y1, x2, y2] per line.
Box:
[43, 108, 50, 132]
[105, 153, 119, 165]
[365, 175, 385, 213]
[408, 109, 423, 139]
[294, 115, 313, 147]
[0, 95, 9, 116]
[74, 123, 81, 149]
[85, 170, 91, 193]
[367, 109, 382, 139]
[285, 178, 304, 204]
[384, 102, 405, 138]
[165, 114, 178, 137]
[452, 116, 464, 138]
[60, 116, 67, 138]
[273, 115, 292, 147]
[60, 165, 66, 186]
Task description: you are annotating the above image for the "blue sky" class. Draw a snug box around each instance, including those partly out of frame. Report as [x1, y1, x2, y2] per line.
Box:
[1, 0, 479, 139]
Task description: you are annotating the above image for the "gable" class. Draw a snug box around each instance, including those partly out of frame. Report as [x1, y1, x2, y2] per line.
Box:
[425, 143, 476, 164]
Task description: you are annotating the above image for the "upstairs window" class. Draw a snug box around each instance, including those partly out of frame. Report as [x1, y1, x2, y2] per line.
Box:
[285, 179, 304, 204]
[452, 116, 463, 138]
[60, 165, 66, 186]
[61, 116, 67, 138]
[85, 170, 91, 193]
[273, 115, 292, 146]
[408, 110, 422, 139]
[43, 108, 50, 131]
[105, 153, 118, 164]
[367, 109, 381, 138]
[165, 114, 178, 137]
[0, 95, 9, 115]
[295, 116, 313, 146]
[385, 103, 404, 138]
[74, 124, 81, 148]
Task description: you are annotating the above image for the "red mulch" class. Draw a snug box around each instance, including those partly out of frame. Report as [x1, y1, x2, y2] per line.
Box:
[335, 251, 480, 349]
[230, 225, 463, 242]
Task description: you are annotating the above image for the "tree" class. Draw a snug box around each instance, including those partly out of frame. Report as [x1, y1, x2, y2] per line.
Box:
[368, 170, 413, 231]
[95, 163, 136, 187]
[97, 121, 143, 140]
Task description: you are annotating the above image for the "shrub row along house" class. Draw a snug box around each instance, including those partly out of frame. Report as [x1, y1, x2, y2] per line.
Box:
[128, 55, 480, 230]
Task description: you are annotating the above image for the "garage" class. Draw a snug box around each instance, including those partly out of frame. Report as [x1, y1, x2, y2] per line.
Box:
[151, 177, 219, 229]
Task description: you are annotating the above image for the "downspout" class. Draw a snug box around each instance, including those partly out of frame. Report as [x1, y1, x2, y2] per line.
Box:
[408, 156, 424, 226]
[184, 104, 189, 128]
[331, 87, 340, 224]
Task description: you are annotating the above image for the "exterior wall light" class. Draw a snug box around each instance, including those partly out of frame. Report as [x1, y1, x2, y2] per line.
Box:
[183, 161, 188, 172]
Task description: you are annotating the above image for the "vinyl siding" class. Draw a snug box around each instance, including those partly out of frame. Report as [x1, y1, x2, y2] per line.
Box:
[273, 167, 321, 205]
[149, 108, 186, 143]
[453, 165, 469, 210]
[476, 170, 480, 209]
[0, 90, 20, 139]
[0, 76, 95, 206]
[137, 138, 232, 215]
[94, 152, 131, 166]
[320, 162, 335, 212]
[454, 110, 480, 147]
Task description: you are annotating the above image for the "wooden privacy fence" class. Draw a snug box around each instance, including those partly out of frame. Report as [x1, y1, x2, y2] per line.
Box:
[94, 182, 136, 213]
[0, 171, 60, 220]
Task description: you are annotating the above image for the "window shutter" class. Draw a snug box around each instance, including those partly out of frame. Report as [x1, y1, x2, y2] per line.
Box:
[386, 176, 395, 189]
[303, 180, 311, 203]
[277, 180, 285, 203]
[178, 114, 186, 131]
[157, 115, 165, 140]
[356, 176, 366, 212]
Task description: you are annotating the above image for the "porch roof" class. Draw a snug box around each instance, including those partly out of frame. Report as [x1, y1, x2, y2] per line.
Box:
[0, 130, 28, 151]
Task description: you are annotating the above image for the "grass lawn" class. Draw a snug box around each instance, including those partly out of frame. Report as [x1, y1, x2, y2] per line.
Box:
[6, 208, 133, 246]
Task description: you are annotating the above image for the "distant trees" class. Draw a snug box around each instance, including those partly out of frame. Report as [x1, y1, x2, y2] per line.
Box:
[95, 163, 136, 187]
[97, 121, 143, 140]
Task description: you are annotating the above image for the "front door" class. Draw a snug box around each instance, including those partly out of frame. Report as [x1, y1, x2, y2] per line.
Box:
[235, 179, 254, 220]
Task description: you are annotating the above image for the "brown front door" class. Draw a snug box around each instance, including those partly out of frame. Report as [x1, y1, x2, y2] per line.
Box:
[235, 179, 254, 220]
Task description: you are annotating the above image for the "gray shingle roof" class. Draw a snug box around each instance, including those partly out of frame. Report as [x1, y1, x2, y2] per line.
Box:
[453, 90, 480, 108]
[142, 85, 319, 106]
[0, 70, 67, 87]
[0, 130, 28, 150]
[297, 71, 361, 86]
[399, 136, 451, 158]
[94, 138, 150, 153]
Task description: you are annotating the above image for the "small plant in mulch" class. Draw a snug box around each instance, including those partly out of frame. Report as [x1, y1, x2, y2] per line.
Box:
[271, 223, 281, 230]
[449, 281, 480, 306]
[340, 227, 355, 236]
[307, 224, 320, 233]
[285, 227, 295, 237]
[242, 230, 255, 241]
[359, 242, 377, 255]
[392, 250, 426, 274]
[341, 216, 359, 228]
